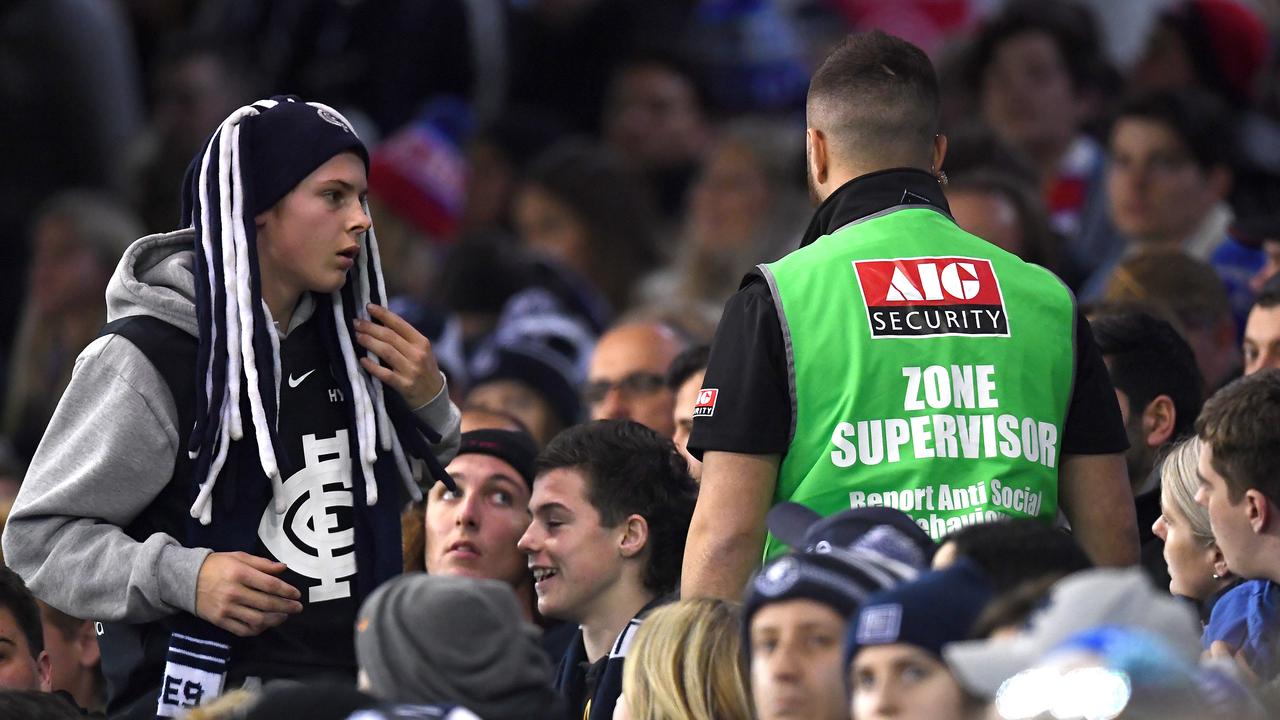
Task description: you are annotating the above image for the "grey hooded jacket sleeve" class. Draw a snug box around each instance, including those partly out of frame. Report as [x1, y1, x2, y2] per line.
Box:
[2, 231, 461, 623]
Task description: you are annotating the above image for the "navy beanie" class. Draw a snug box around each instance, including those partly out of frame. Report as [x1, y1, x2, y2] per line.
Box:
[743, 548, 918, 648]
[456, 429, 540, 489]
[845, 559, 993, 669]
[243, 96, 370, 215]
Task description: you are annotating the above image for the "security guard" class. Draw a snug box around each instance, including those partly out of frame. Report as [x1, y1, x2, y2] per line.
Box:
[681, 31, 1138, 600]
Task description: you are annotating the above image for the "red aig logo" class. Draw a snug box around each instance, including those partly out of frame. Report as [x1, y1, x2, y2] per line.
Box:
[853, 257, 1009, 338]
[693, 388, 718, 417]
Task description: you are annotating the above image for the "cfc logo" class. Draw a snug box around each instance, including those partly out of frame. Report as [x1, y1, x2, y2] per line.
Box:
[258, 430, 356, 603]
[854, 257, 1009, 339]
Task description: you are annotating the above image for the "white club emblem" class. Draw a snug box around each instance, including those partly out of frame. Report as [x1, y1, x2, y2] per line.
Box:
[259, 430, 356, 602]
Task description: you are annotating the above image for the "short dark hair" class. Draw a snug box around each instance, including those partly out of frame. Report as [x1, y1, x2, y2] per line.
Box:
[1253, 286, 1280, 311]
[1091, 310, 1203, 440]
[536, 420, 698, 594]
[1112, 89, 1236, 173]
[941, 519, 1092, 593]
[1196, 369, 1280, 504]
[665, 345, 710, 392]
[969, 0, 1110, 95]
[0, 567, 44, 658]
[807, 31, 939, 167]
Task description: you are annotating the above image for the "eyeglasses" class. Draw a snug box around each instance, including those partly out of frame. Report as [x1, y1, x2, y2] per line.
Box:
[582, 372, 667, 405]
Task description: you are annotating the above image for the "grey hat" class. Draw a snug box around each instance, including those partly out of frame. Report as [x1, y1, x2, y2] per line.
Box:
[943, 567, 1203, 699]
[355, 573, 558, 719]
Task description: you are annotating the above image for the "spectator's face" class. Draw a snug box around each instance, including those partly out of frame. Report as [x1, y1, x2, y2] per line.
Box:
[1243, 305, 1280, 375]
[519, 468, 628, 623]
[605, 65, 709, 171]
[981, 31, 1082, 156]
[1107, 118, 1222, 245]
[467, 379, 560, 446]
[689, 141, 771, 253]
[29, 217, 109, 317]
[672, 370, 705, 481]
[255, 152, 371, 300]
[586, 324, 681, 436]
[1130, 23, 1198, 96]
[514, 184, 593, 279]
[1107, 380, 1157, 490]
[0, 607, 50, 692]
[1195, 443, 1257, 577]
[750, 599, 850, 720]
[39, 606, 100, 711]
[1152, 481, 1221, 601]
[154, 54, 245, 155]
[426, 454, 532, 589]
[947, 189, 1025, 259]
[851, 644, 970, 720]
[1248, 239, 1280, 295]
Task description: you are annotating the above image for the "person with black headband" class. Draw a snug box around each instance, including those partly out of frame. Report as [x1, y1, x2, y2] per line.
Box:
[2, 97, 461, 719]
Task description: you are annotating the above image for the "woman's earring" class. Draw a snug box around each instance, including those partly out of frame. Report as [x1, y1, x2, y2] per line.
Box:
[1212, 572, 1225, 579]
[936, 169, 949, 186]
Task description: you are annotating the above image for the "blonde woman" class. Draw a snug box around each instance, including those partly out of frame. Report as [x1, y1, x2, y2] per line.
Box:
[1158, 437, 1280, 681]
[616, 598, 751, 720]
[1151, 436, 1234, 609]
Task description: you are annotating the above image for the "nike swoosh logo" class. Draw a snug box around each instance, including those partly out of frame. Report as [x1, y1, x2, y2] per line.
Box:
[287, 369, 317, 388]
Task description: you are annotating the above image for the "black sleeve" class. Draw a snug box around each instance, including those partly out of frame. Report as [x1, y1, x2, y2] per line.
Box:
[1061, 310, 1130, 455]
[686, 277, 791, 459]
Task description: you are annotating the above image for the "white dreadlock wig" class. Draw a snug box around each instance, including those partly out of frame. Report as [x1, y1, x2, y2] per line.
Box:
[182, 97, 428, 525]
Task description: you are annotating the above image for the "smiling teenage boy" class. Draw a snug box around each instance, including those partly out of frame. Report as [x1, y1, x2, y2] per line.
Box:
[3, 97, 461, 719]
[518, 420, 697, 720]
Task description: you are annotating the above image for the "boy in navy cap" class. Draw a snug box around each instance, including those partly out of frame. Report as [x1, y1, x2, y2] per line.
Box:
[846, 561, 992, 720]
[4, 97, 461, 718]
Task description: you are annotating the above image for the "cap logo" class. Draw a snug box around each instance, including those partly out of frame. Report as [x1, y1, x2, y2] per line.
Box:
[317, 107, 352, 133]
[757, 557, 801, 597]
[856, 603, 903, 645]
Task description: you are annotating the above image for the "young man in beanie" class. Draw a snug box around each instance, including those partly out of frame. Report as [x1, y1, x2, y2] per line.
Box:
[517, 420, 697, 720]
[3, 97, 461, 718]
[846, 561, 992, 720]
[744, 549, 917, 720]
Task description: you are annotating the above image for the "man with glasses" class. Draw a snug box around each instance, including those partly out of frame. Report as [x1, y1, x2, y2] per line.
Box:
[583, 322, 686, 437]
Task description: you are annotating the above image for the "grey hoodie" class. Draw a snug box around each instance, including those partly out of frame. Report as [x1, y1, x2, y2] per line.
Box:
[2, 229, 461, 622]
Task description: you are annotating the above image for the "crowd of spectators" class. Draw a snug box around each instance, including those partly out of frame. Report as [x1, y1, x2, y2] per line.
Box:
[5, 0, 1280, 717]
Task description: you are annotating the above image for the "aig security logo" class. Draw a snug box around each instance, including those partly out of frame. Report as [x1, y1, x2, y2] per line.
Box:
[693, 388, 718, 418]
[853, 257, 1009, 338]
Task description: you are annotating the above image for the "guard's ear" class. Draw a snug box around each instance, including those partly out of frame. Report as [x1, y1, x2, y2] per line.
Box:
[932, 133, 948, 175]
[807, 127, 830, 188]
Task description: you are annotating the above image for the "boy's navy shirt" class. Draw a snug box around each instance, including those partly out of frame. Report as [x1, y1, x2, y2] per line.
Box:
[99, 309, 372, 717]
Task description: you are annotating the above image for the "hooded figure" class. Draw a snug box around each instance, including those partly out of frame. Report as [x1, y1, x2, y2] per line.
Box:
[356, 573, 561, 719]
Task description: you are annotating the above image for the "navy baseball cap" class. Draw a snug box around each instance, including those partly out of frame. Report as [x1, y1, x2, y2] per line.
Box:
[767, 503, 936, 568]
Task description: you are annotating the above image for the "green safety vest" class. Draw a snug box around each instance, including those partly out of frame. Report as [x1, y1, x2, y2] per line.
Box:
[759, 205, 1076, 558]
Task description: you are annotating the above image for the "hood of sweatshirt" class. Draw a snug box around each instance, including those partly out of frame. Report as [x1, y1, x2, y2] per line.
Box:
[106, 229, 200, 337]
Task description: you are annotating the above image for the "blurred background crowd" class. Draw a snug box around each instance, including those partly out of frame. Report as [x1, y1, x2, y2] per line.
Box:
[6, 0, 1280, 718]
